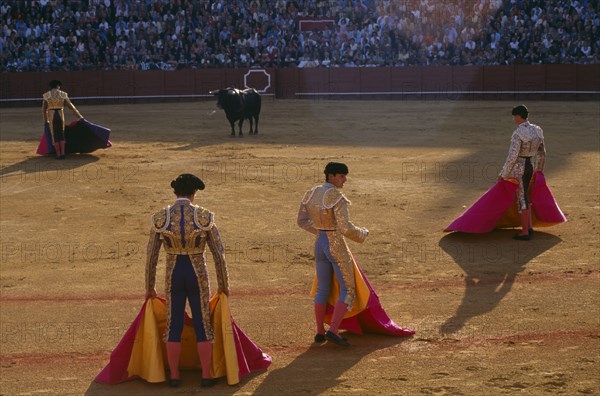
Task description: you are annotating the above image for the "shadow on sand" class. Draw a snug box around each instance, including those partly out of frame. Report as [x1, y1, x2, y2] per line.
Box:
[84, 369, 258, 396]
[85, 334, 409, 395]
[252, 334, 411, 395]
[0, 154, 100, 181]
[438, 230, 562, 335]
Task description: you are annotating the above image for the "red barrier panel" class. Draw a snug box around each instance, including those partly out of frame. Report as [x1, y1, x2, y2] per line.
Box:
[390, 67, 422, 97]
[101, 71, 134, 97]
[134, 71, 164, 96]
[196, 68, 276, 95]
[329, 68, 359, 93]
[195, 69, 228, 95]
[297, 69, 329, 96]
[359, 68, 391, 93]
[80, 72, 104, 97]
[576, 64, 600, 90]
[421, 66, 454, 100]
[1, 66, 597, 104]
[275, 68, 298, 98]
[164, 69, 195, 96]
[4, 73, 43, 101]
[482, 66, 515, 100]
[546, 65, 577, 91]
[421, 66, 453, 92]
[222, 69, 246, 92]
[576, 64, 600, 100]
[451, 66, 483, 89]
[515, 64, 546, 100]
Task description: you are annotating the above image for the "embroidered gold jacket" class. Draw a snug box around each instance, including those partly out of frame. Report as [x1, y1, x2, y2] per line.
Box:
[297, 182, 368, 243]
[145, 200, 229, 293]
[42, 89, 82, 123]
[297, 182, 368, 307]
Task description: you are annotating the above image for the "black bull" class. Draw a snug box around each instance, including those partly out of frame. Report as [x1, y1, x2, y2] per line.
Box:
[210, 88, 261, 137]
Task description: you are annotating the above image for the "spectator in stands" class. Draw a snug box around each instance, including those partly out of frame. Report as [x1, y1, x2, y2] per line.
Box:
[0, 0, 598, 72]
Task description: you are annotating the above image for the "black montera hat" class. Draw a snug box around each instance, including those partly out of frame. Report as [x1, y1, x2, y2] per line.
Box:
[511, 104, 529, 119]
[170, 173, 205, 192]
[49, 80, 62, 88]
[323, 162, 349, 175]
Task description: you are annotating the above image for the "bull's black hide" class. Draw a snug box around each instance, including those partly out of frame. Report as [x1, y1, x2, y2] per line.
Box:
[210, 87, 262, 137]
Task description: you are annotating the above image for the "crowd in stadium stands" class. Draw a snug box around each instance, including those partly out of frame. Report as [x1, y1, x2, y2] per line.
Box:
[1, 0, 599, 72]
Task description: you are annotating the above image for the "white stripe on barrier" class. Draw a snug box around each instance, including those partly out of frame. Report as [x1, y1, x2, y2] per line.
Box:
[295, 90, 600, 95]
[0, 91, 597, 102]
[0, 93, 276, 102]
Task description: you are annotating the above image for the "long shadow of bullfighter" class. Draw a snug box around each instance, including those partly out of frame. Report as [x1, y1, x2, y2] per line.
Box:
[210, 87, 261, 137]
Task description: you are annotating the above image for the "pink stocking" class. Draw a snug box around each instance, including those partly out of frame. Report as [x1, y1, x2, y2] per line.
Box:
[328, 301, 348, 334]
[196, 341, 213, 379]
[314, 303, 326, 334]
[53, 142, 61, 158]
[166, 341, 181, 379]
[518, 208, 530, 235]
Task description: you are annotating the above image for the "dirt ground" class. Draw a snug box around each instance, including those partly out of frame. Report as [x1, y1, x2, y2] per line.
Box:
[0, 99, 598, 396]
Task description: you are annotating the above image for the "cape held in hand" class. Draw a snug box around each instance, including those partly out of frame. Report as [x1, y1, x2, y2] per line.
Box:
[95, 292, 271, 386]
[445, 172, 566, 233]
[37, 119, 112, 155]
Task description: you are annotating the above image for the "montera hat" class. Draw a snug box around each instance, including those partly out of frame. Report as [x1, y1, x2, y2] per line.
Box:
[171, 173, 205, 192]
[49, 80, 62, 88]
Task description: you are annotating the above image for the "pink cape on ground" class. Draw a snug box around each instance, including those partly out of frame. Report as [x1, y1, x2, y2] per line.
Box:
[94, 294, 271, 386]
[316, 259, 415, 337]
[337, 265, 415, 336]
[445, 172, 567, 233]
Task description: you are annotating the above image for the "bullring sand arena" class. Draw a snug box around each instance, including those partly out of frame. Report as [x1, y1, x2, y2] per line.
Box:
[1, 99, 599, 395]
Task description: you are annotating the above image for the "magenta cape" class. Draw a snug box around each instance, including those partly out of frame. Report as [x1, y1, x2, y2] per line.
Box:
[36, 119, 112, 155]
[95, 293, 271, 386]
[314, 258, 415, 337]
[445, 172, 567, 233]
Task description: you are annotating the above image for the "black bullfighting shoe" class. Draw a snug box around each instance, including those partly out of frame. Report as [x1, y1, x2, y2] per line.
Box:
[169, 378, 181, 388]
[314, 333, 326, 343]
[513, 233, 531, 241]
[201, 378, 219, 388]
[326, 331, 350, 346]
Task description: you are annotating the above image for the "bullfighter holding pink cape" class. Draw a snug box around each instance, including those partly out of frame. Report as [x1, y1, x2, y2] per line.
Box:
[445, 105, 566, 237]
[96, 174, 271, 388]
[298, 162, 415, 347]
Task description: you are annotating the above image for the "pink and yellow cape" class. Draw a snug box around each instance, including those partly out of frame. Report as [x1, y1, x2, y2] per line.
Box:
[445, 172, 566, 233]
[95, 293, 271, 385]
[312, 258, 415, 336]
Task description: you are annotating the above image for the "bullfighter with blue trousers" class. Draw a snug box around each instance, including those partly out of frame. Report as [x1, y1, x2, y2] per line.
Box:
[298, 162, 415, 346]
[145, 173, 229, 388]
[297, 162, 369, 346]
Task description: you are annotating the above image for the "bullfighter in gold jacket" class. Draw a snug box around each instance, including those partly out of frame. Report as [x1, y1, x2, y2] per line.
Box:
[297, 162, 369, 346]
[145, 173, 228, 388]
[42, 80, 84, 159]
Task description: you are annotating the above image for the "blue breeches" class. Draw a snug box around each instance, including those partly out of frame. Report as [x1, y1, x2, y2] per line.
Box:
[167, 255, 207, 342]
[314, 231, 348, 305]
